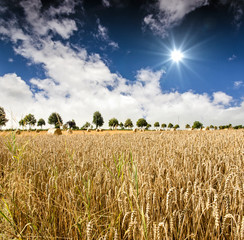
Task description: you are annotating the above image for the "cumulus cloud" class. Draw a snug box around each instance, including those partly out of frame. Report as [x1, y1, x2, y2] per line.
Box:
[0, 73, 33, 101]
[1, 0, 244, 129]
[2, 68, 244, 129]
[19, 0, 77, 39]
[144, 0, 244, 36]
[48, 0, 77, 16]
[213, 91, 233, 106]
[0, 74, 35, 126]
[144, 0, 209, 37]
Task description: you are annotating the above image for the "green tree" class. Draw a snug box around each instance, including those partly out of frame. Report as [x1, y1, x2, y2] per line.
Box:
[119, 122, 124, 129]
[48, 113, 63, 128]
[24, 114, 36, 129]
[168, 123, 173, 129]
[136, 118, 147, 128]
[161, 123, 166, 129]
[185, 124, 191, 129]
[154, 122, 160, 128]
[93, 111, 104, 129]
[66, 119, 76, 129]
[192, 121, 203, 129]
[81, 122, 91, 130]
[0, 107, 8, 128]
[233, 125, 243, 129]
[146, 123, 151, 130]
[174, 124, 180, 130]
[19, 119, 25, 129]
[37, 118, 45, 129]
[124, 118, 133, 129]
[108, 118, 119, 129]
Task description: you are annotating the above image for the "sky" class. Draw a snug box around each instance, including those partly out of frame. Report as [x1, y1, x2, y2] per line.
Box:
[0, 0, 244, 128]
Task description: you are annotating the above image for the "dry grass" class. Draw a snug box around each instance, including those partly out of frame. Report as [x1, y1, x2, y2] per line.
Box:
[0, 130, 134, 137]
[0, 130, 243, 239]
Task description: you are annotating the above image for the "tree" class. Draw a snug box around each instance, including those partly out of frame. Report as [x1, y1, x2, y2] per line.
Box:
[146, 123, 151, 130]
[174, 124, 180, 130]
[48, 112, 63, 128]
[161, 123, 166, 129]
[124, 118, 133, 129]
[233, 125, 243, 129]
[19, 119, 25, 129]
[154, 122, 160, 129]
[81, 122, 91, 130]
[168, 123, 173, 129]
[119, 122, 124, 129]
[24, 114, 36, 129]
[66, 119, 76, 129]
[0, 107, 8, 128]
[136, 118, 147, 128]
[37, 118, 45, 129]
[185, 124, 191, 129]
[210, 125, 214, 129]
[108, 118, 119, 129]
[192, 121, 203, 129]
[93, 111, 104, 129]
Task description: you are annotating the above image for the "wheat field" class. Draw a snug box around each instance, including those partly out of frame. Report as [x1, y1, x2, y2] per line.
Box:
[0, 130, 243, 239]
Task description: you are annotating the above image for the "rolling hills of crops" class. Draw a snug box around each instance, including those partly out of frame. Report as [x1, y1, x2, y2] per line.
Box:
[0, 130, 243, 239]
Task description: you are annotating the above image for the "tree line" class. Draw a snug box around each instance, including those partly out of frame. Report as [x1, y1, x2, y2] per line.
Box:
[0, 106, 243, 130]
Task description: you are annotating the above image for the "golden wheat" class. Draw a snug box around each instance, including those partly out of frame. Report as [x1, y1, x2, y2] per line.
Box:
[0, 130, 243, 239]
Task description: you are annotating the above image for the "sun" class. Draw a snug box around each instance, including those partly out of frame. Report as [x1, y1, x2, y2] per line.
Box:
[171, 49, 184, 63]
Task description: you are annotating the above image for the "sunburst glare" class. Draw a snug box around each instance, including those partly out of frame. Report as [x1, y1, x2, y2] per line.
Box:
[171, 49, 184, 63]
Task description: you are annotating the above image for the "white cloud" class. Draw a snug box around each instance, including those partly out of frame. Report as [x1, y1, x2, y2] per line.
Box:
[157, 0, 209, 21]
[1, 0, 244, 129]
[213, 91, 233, 106]
[0, 74, 35, 126]
[234, 81, 244, 89]
[233, 6, 243, 28]
[102, 0, 110, 8]
[144, 0, 209, 37]
[1, 68, 244, 128]
[227, 1, 244, 28]
[97, 21, 109, 40]
[218, 0, 244, 28]
[95, 19, 119, 50]
[0, 22, 29, 43]
[228, 54, 237, 61]
[0, 73, 33, 101]
[8, 58, 13, 62]
[48, 0, 77, 16]
[19, 0, 77, 39]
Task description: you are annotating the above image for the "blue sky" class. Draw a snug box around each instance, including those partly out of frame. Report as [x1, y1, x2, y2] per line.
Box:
[0, 0, 244, 128]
